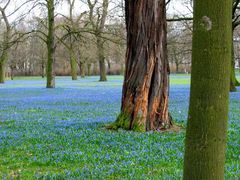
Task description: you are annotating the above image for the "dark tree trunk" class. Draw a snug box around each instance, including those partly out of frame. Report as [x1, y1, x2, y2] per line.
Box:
[46, 0, 55, 88]
[230, 55, 237, 91]
[10, 66, 14, 80]
[176, 62, 179, 73]
[107, 59, 111, 75]
[183, 0, 231, 179]
[238, 59, 240, 71]
[41, 61, 45, 78]
[112, 0, 172, 131]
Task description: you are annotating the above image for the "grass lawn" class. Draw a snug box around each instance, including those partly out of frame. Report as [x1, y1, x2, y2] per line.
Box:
[0, 75, 239, 179]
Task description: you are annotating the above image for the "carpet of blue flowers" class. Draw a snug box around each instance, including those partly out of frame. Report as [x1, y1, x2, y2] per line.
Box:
[0, 75, 239, 179]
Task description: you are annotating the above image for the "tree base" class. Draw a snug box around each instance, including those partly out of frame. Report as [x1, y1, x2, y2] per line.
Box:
[230, 85, 237, 92]
[106, 113, 175, 132]
[46, 86, 55, 88]
[72, 77, 78, 81]
[105, 113, 133, 131]
[99, 78, 107, 82]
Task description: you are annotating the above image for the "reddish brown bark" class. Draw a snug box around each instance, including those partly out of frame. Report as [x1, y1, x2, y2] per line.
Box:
[115, 0, 172, 131]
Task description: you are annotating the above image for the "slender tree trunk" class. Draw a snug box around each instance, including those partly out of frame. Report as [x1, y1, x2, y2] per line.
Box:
[0, 7, 10, 84]
[97, 38, 107, 81]
[230, 41, 240, 91]
[41, 61, 45, 78]
[176, 62, 179, 73]
[111, 0, 172, 131]
[120, 63, 124, 75]
[87, 63, 91, 76]
[79, 62, 85, 78]
[0, 62, 5, 83]
[93, 62, 98, 75]
[107, 59, 111, 75]
[10, 66, 14, 80]
[70, 50, 78, 80]
[183, 0, 232, 179]
[46, 0, 55, 88]
[0, 48, 8, 83]
[238, 59, 240, 71]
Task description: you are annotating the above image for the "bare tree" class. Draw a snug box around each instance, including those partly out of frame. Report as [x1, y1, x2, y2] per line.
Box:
[86, 0, 109, 81]
[0, 0, 35, 83]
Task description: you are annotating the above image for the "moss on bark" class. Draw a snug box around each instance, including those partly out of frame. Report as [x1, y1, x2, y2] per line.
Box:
[183, 0, 232, 179]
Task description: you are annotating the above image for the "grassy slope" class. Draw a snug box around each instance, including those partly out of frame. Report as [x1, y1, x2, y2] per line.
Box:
[0, 75, 239, 179]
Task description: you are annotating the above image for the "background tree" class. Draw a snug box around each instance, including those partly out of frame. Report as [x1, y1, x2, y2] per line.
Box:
[183, 0, 232, 179]
[86, 0, 109, 81]
[0, 0, 34, 83]
[57, 0, 87, 80]
[231, 0, 240, 91]
[110, 0, 172, 131]
[46, 0, 55, 88]
[0, 1, 11, 83]
[167, 21, 192, 73]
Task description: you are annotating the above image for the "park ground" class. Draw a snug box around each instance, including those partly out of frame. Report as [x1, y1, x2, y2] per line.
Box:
[0, 74, 239, 179]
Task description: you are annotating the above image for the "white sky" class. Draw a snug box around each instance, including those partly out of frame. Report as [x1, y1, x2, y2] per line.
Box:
[0, 0, 193, 24]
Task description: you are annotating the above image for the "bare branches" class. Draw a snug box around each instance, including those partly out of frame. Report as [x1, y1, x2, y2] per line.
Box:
[167, 17, 193, 22]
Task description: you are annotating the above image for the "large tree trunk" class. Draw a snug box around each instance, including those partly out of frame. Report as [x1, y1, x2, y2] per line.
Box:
[112, 0, 172, 132]
[97, 38, 107, 81]
[183, 0, 232, 179]
[46, 0, 55, 88]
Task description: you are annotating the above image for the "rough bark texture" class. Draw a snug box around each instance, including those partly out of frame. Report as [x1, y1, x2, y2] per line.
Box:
[183, 0, 232, 179]
[112, 0, 172, 131]
[46, 0, 55, 88]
